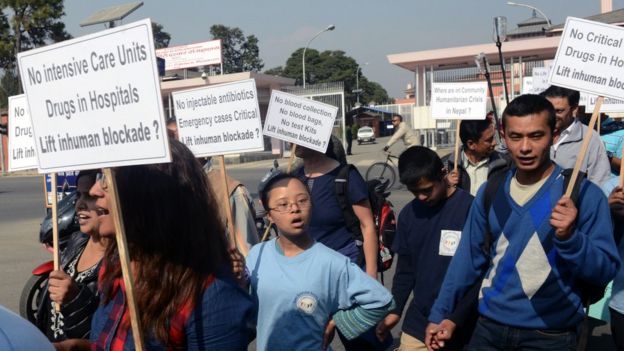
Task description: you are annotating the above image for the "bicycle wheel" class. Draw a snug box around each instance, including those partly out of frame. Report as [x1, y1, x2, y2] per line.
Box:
[366, 162, 397, 189]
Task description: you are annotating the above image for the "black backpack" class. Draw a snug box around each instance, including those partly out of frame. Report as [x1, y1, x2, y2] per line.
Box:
[482, 168, 605, 306]
[334, 164, 396, 272]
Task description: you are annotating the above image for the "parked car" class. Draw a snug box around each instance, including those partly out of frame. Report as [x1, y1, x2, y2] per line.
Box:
[357, 126, 375, 144]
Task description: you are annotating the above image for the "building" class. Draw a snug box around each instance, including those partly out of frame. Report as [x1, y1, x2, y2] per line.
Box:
[386, 1, 622, 148]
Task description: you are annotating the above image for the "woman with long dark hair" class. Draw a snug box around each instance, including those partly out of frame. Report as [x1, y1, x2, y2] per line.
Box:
[38, 170, 108, 341]
[55, 140, 253, 351]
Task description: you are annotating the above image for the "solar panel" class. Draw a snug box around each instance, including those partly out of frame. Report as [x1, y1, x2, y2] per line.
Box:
[80, 1, 144, 27]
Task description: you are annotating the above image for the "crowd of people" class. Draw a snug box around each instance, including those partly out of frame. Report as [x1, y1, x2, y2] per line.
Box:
[4, 86, 624, 351]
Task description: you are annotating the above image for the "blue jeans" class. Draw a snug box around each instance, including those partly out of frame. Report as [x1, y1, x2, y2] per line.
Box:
[467, 316, 578, 351]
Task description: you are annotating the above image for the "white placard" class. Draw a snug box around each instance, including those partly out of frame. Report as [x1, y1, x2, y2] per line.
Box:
[155, 40, 222, 71]
[531, 67, 550, 94]
[549, 17, 624, 100]
[7, 95, 37, 171]
[172, 79, 264, 157]
[581, 93, 624, 112]
[17, 19, 170, 173]
[264, 90, 337, 153]
[431, 82, 487, 120]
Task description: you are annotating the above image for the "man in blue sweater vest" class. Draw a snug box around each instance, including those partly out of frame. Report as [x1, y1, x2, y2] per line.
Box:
[427, 94, 620, 350]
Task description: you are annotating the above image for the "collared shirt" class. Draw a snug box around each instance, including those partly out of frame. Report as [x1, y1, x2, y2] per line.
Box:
[553, 121, 576, 151]
[462, 151, 489, 196]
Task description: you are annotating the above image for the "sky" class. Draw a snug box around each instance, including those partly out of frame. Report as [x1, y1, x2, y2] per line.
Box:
[62, 0, 624, 99]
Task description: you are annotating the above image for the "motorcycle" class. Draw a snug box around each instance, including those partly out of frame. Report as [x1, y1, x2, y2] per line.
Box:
[19, 191, 79, 324]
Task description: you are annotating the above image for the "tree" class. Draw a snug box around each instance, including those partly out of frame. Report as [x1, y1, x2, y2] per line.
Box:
[0, 0, 71, 93]
[266, 48, 393, 107]
[209, 24, 264, 73]
[0, 69, 20, 109]
[152, 21, 171, 49]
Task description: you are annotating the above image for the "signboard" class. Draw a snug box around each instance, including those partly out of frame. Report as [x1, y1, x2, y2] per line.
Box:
[430, 82, 488, 119]
[549, 17, 624, 100]
[7, 95, 37, 171]
[582, 93, 624, 112]
[522, 66, 552, 95]
[44, 172, 78, 207]
[17, 18, 170, 173]
[172, 79, 264, 157]
[263, 90, 337, 153]
[155, 39, 222, 71]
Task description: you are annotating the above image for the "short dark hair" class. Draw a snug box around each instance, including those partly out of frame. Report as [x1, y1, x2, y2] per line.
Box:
[502, 94, 556, 133]
[260, 173, 310, 211]
[540, 85, 580, 107]
[76, 169, 98, 185]
[460, 119, 492, 146]
[398, 146, 444, 185]
[325, 135, 347, 165]
[392, 114, 403, 122]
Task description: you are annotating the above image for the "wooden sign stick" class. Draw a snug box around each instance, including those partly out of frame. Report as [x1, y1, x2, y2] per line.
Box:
[50, 173, 61, 312]
[619, 142, 624, 188]
[218, 155, 248, 257]
[287, 144, 297, 174]
[453, 120, 461, 173]
[565, 96, 604, 197]
[103, 168, 145, 351]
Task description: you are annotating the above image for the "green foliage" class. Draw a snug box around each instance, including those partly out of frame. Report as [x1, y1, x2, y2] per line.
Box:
[266, 48, 392, 107]
[0, 69, 19, 108]
[152, 22, 171, 49]
[0, 0, 71, 97]
[0, 0, 70, 69]
[209, 24, 264, 73]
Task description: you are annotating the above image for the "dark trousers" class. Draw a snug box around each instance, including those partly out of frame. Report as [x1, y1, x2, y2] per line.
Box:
[347, 138, 353, 155]
[611, 308, 624, 351]
[337, 325, 392, 351]
[467, 316, 577, 351]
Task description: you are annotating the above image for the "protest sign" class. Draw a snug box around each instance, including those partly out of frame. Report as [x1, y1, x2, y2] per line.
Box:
[430, 82, 487, 120]
[7, 95, 37, 171]
[583, 94, 624, 112]
[155, 39, 222, 71]
[43, 172, 78, 207]
[264, 90, 338, 153]
[549, 17, 624, 100]
[16, 19, 169, 350]
[172, 79, 263, 157]
[17, 18, 170, 173]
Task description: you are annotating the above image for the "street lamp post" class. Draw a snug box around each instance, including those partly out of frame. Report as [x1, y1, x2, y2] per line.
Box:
[354, 62, 368, 105]
[506, 1, 552, 28]
[302, 25, 335, 89]
[493, 16, 510, 105]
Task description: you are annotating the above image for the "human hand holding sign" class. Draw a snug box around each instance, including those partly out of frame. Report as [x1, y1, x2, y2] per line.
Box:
[550, 196, 578, 240]
[609, 186, 624, 218]
[48, 270, 79, 305]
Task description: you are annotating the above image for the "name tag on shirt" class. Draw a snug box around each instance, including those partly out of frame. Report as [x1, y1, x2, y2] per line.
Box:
[439, 230, 462, 256]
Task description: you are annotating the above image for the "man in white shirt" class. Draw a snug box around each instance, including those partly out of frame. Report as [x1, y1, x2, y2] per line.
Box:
[383, 114, 420, 152]
[540, 86, 611, 186]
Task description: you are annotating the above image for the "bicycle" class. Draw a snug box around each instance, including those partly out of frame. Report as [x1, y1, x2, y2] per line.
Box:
[365, 153, 398, 189]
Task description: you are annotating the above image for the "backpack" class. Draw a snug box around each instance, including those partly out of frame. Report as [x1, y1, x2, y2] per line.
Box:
[482, 168, 605, 306]
[334, 164, 397, 272]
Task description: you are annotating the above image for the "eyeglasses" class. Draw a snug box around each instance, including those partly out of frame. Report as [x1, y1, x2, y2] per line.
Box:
[95, 172, 108, 191]
[269, 197, 311, 213]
